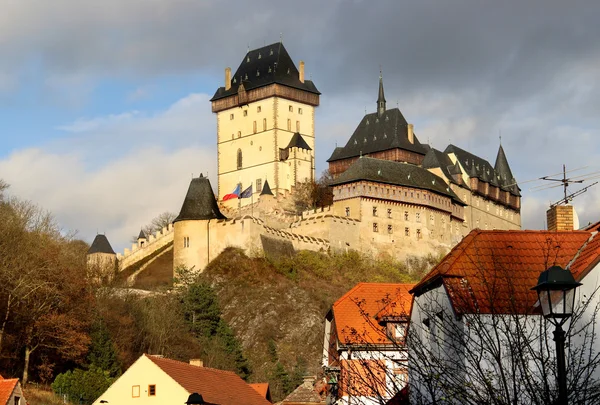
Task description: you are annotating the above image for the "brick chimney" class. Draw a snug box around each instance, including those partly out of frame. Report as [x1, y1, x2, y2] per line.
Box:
[299, 61, 305, 83]
[225, 67, 231, 91]
[407, 124, 414, 144]
[189, 359, 204, 367]
[547, 205, 574, 231]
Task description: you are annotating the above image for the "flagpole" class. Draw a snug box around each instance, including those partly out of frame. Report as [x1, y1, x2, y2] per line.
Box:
[251, 189, 254, 217]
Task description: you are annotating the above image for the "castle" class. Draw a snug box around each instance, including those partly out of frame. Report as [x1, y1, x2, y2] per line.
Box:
[87, 42, 521, 281]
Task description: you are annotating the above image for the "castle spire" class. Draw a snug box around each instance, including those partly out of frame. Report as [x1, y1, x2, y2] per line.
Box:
[377, 70, 386, 117]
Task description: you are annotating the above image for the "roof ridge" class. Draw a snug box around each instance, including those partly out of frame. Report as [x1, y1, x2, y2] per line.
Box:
[332, 282, 413, 308]
[566, 232, 596, 272]
[145, 354, 238, 376]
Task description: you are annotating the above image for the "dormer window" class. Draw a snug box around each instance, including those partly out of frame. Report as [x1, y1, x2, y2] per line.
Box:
[268, 66, 272, 73]
[270, 49, 273, 55]
[244, 73, 248, 80]
[258, 52, 262, 59]
[256, 70, 260, 77]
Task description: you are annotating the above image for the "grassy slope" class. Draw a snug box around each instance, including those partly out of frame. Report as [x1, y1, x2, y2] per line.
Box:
[197, 248, 435, 384]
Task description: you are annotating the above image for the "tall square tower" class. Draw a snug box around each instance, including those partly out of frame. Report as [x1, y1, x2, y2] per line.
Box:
[210, 42, 320, 204]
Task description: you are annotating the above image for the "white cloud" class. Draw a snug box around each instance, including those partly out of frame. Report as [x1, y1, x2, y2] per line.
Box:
[0, 93, 217, 251]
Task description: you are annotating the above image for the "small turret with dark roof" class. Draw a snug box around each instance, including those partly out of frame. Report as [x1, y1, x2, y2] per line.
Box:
[174, 174, 226, 223]
[377, 72, 386, 117]
[260, 179, 273, 196]
[494, 144, 520, 196]
[87, 234, 116, 255]
[138, 229, 147, 240]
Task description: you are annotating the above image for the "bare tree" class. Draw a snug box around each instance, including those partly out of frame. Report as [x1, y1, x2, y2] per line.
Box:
[131, 211, 177, 242]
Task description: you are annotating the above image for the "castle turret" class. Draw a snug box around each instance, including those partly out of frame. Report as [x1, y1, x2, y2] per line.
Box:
[173, 175, 226, 274]
[87, 234, 117, 282]
[137, 229, 147, 248]
[377, 72, 386, 117]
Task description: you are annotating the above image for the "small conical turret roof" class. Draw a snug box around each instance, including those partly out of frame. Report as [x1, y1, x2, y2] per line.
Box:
[260, 179, 273, 196]
[174, 174, 226, 223]
[88, 234, 115, 255]
[377, 72, 386, 117]
[138, 229, 147, 239]
[494, 145, 514, 185]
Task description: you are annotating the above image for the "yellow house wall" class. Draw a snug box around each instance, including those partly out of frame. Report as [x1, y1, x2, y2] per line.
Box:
[216, 96, 315, 204]
[93, 355, 189, 405]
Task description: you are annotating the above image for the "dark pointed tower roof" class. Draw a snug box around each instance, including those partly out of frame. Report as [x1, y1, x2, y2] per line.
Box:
[174, 175, 226, 223]
[88, 234, 115, 255]
[494, 145, 515, 186]
[260, 179, 273, 196]
[377, 72, 386, 117]
[285, 132, 312, 151]
[138, 229, 147, 239]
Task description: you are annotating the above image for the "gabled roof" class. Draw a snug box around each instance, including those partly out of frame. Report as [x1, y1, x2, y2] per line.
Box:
[281, 379, 324, 404]
[146, 355, 270, 405]
[211, 42, 319, 102]
[422, 148, 464, 186]
[332, 283, 414, 345]
[260, 179, 273, 196]
[327, 108, 427, 162]
[0, 378, 18, 405]
[249, 383, 271, 402]
[330, 157, 465, 206]
[87, 234, 116, 255]
[174, 175, 226, 223]
[411, 230, 594, 314]
[285, 132, 312, 151]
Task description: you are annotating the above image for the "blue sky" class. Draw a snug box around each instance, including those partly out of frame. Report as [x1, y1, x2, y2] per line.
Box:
[1, 0, 599, 251]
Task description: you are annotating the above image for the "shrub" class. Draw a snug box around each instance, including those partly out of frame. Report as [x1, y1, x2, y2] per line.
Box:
[51, 368, 114, 405]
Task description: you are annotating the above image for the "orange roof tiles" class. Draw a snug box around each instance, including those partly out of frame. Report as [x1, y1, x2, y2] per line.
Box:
[145, 355, 270, 405]
[249, 383, 270, 400]
[333, 283, 414, 345]
[411, 230, 597, 314]
[0, 378, 18, 405]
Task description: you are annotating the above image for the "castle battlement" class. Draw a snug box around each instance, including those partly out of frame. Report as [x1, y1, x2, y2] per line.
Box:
[118, 224, 175, 270]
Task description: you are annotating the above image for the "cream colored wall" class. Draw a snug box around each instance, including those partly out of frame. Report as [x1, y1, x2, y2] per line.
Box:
[93, 355, 189, 405]
[119, 225, 174, 270]
[216, 95, 315, 203]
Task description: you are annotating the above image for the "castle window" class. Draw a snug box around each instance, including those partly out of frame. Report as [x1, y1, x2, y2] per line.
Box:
[298, 108, 303, 114]
[237, 149, 243, 170]
[388, 225, 393, 234]
[416, 229, 422, 239]
[148, 385, 156, 396]
[430, 214, 434, 224]
[257, 106, 262, 113]
[296, 121, 300, 132]
[183, 237, 190, 248]
[289, 105, 293, 112]
[405, 227, 410, 237]
[416, 212, 421, 222]
[256, 179, 262, 193]
[243, 110, 248, 117]
[387, 208, 392, 218]
[237, 131, 241, 138]
[231, 134, 234, 140]
[345, 207, 350, 217]
[373, 206, 378, 217]
[263, 118, 267, 131]
[404, 211, 409, 221]
[230, 113, 234, 120]
[253, 121, 257, 133]
[287, 119, 291, 131]
[373, 223, 379, 232]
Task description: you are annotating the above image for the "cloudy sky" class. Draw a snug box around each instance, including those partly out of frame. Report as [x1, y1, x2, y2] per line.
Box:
[1, 0, 599, 251]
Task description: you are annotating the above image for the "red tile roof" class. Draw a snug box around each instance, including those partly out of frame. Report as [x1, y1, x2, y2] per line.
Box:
[145, 355, 271, 405]
[411, 230, 596, 314]
[249, 383, 271, 401]
[333, 283, 414, 345]
[0, 378, 18, 405]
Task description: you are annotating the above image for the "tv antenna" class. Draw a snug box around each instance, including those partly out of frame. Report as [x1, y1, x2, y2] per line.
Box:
[529, 164, 600, 208]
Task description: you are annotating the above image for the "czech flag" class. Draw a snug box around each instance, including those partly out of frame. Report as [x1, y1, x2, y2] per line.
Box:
[223, 184, 240, 201]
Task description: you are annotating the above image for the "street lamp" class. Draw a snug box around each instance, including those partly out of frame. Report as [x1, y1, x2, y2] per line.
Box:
[532, 265, 581, 405]
[185, 393, 205, 404]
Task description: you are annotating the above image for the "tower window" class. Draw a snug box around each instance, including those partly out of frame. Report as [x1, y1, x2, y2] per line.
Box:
[416, 212, 421, 222]
[373, 206, 378, 217]
[345, 207, 350, 217]
[298, 107, 303, 114]
[373, 223, 379, 233]
[237, 149, 243, 170]
[253, 121, 257, 133]
[287, 119, 291, 131]
[256, 178, 262, 193]
[237, 131, 241, 138]
[404, 211, 409, 221]
[230, 113, 234, 120]
[417, 229, 422, 239]
[387, 208, 392, 218]
[257, 106, 262, 113]
[263, 118, 267, 131]
[296, 121, 300, 132]
[243, 110, 248, 117]
[183, 237, 190, 248]
[405, 227, 410, 237]
[289, 105, 293, 112]
[388, 225, 393, 234]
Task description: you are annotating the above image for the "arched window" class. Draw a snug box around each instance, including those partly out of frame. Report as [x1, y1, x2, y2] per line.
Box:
[263, 118, 267, 131]
[237, 149, 243, 170]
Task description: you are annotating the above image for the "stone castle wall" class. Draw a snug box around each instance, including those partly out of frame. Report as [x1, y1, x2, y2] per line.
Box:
[118, 224, 175, 270]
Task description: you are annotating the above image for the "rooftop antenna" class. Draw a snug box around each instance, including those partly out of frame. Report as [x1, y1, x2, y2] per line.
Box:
[530, 164, 600, 207]
[280, 32, 283, 43]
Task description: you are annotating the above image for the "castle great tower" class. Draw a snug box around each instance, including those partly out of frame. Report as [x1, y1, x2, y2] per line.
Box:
[210, 42, 320, 204]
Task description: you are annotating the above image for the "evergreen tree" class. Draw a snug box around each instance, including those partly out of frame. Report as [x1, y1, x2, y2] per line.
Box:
[87, 320, 121, 378]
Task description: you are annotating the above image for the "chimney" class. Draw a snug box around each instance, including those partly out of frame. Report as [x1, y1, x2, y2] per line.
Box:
[225, 67, 231, 91]
[547, 205, 574, 231]
[302, 375, 316, 387]
[407, 124, 414, 144]
[189, 359, 204, 367]
[299, 61, 305, 83]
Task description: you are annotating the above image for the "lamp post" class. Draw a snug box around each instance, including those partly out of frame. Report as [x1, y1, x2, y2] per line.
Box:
[532, 265, 581, 405]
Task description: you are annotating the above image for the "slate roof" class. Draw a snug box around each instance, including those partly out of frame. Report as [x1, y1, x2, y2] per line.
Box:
[330, 157, 465, 205]
[146, 355, 271, 405]
[422, 148, 464, 187]
[333, 283, 414, 345]
[174, 175, 226, 223]
[0, 378, 18, 405]
[260, 179, 273, 196]
[281, 380, 325, 404]
[138, 229, 147, 239]
[87, 234, 116, 255]
[410, 230, 595, 314]
[445, 144, 520, 196]
[285, 132, 312, 151]
[327, 108, 427, 162]
[211, 42, 319, 101]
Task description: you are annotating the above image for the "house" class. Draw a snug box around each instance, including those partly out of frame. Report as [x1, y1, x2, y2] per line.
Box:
[277, 376, 326, 404]
[93, 354, 271, 405]
[250, 383, 272, 403]
[323, 283, 414, 405]
[0, 377, 24, 405]
[408, 227, 600, 404]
